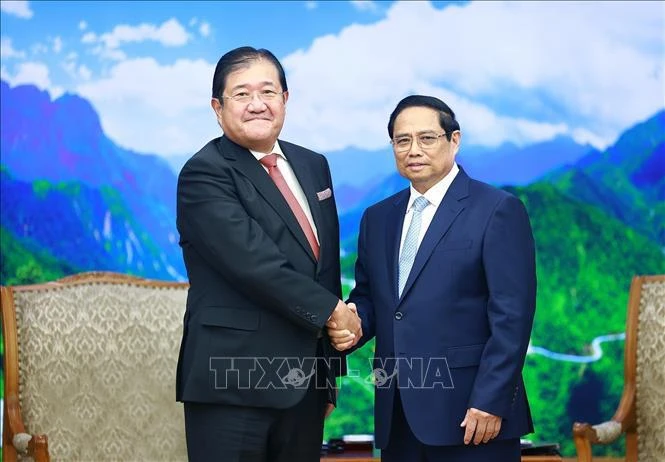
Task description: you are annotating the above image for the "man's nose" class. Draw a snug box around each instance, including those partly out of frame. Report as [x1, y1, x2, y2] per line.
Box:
[406, 140, 424, 155]
[247, 93, 267, 110]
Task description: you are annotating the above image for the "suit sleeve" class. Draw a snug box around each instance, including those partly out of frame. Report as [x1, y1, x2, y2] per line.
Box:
[176, 154, 339, 332]
[348, 210, 376, 349]
[468, 194, 537, 418]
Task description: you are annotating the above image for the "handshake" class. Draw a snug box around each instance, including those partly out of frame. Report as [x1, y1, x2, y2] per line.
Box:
[326, 300, 362, 351]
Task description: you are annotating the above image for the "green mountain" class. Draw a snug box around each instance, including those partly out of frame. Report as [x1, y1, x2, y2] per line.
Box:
[1, 226, 78, 285]
[510, 183, 664, 352]
[546, 110, 665, 246]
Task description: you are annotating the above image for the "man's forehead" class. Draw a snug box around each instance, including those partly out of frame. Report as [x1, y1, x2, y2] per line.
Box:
[394, 108, 442, 133]
[227, 62, 279, 90]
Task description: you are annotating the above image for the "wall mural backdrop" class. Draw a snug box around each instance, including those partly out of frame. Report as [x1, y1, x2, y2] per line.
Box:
[1, 0, 663, 457]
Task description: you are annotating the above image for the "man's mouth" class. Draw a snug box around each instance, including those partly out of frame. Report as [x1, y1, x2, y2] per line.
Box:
[245, 117, 272, 122]
[407, 163, 427, 169]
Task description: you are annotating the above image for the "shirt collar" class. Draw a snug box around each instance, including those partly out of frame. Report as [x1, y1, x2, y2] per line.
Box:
[250, 140, 286, 162]
[406, 162, 460, 211]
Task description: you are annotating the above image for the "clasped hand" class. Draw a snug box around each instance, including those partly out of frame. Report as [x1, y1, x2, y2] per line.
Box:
[326, 301, 362, 351]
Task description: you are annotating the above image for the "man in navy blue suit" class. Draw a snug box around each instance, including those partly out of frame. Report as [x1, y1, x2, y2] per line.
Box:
[329, 95, 537, 461]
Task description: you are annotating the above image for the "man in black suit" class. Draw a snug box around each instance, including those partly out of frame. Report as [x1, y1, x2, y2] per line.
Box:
[176, 46, 361, 462]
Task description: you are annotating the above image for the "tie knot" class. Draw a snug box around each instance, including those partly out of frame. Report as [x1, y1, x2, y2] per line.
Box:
[412, 196, 429, 213]
[260, 153, 279, 169]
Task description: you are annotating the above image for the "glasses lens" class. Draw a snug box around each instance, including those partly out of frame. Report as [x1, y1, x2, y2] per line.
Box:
[393, 137, 412, 152]
[419, 135, 439, 147]
[230, 91, 281, 103]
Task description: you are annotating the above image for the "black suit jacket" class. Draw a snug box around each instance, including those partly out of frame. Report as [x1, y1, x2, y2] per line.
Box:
[175, 135, 344, 409]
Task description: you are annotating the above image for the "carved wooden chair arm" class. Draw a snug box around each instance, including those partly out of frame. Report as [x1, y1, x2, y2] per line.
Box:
[4, 396, 50, 462]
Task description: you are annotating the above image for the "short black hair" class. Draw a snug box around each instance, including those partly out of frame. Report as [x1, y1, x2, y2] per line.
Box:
[387, 95, 461, 141]
[211, 46, 288, 101]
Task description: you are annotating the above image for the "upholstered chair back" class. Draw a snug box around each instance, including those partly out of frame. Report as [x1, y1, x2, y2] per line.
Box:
[2, 273, 188, 461]
[634, 277, 665, 460]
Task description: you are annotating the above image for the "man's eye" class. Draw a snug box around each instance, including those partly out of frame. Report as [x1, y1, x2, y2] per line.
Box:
[396, 138, 411, 145]
[234, 92, 249, 98]
[420, 136, 437, 143]
[262, 90, 277, 96]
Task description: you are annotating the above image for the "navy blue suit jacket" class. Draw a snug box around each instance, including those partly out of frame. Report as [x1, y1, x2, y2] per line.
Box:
[349, 167, 536, 448]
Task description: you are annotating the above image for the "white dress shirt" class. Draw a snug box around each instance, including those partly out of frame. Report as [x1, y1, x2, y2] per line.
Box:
[398, 163, 460, 255]
[252, 142, 320, 244]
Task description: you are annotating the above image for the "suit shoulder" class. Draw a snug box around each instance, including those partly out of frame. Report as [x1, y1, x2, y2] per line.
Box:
[365, 188, 409, 216]
[183, 137, 221, 168]
[279, 139, 326, 161]
[467, 177, 528, 216]
[468, 177, 518, 200]
[180, 138, 223, 176]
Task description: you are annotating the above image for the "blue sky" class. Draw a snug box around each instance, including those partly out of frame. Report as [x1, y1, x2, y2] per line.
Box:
[1, 0, 663, 157]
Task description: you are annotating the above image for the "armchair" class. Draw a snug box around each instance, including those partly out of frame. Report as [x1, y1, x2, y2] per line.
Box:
[1, 272, 189, 461]
[572, 275, 665, 461]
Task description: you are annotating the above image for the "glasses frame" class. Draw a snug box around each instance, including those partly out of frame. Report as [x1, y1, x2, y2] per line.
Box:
[221, 90, 285, 105]
[390, 132, 449, 153]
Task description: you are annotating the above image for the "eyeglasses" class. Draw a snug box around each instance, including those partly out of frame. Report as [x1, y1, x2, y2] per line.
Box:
[222, 90, 284, 104]
[391, 132, 448, 153]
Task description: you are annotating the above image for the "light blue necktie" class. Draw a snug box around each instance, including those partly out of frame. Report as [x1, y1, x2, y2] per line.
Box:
[398, 196, 429, 297]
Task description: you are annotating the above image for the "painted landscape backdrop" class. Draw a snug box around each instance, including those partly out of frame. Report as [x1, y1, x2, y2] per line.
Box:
[2, 1, 664, 457]
[2, 79, 663, 456]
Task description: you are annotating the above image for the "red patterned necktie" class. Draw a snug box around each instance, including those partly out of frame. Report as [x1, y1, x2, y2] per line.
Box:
[259, 153, 320, 260]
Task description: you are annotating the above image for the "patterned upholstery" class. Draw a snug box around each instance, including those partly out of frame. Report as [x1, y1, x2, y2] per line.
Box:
[5, 273, 188, 461]
[573, 275, 665, 462]
[635, 279, 665, 460]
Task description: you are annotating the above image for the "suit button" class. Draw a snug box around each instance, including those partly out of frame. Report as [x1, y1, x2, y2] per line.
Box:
[395, 311, 403, 320]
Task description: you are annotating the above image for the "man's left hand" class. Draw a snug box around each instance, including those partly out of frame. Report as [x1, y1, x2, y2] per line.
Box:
[325, 388, 339, 419]
[460, 407, 502, 445]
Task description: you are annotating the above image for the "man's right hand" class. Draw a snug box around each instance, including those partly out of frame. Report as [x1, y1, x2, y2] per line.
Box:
[326, 301, 362, 351]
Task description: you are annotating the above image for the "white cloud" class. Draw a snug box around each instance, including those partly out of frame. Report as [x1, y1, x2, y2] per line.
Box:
[81, 31, 96, 43]
[52, 36, 62, 53]
[1, 37, 25, 58]
[412, 81, 571, 148]
[1, 0, 33, 19]
[304, 1, 317, 10]
[78, 64, 92, 80]
[279, 1, 664, 151]
[2, 61, 63, 97]
[76, 57, 218, 155]
[30, 42, 48, 54]
[79, 20, 87, 30]
[91, 44, 126, 61]
[80, 18, 189, 62]
[189, 17, 197, 26]
[97, 18, 189, 49]
[38, 1, 660, 159]
[199, 22, 210, 38]
[350, 0, 378, 12]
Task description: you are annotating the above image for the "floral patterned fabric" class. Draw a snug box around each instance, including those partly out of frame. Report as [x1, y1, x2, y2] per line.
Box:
[636, 279, 665, 461]
[13, 280, 188, 461]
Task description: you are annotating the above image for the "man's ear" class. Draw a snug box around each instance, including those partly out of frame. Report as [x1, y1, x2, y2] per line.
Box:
[211, 98, 222, 117]
[452, 130, 462, 154]
[282, 90, 289, 105]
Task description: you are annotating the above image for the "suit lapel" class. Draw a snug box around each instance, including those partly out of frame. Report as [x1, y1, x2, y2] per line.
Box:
[387, 190, 410, 306]
[398, 170, 470, 304]
[218, 137, 316, 263]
